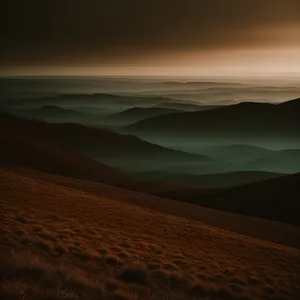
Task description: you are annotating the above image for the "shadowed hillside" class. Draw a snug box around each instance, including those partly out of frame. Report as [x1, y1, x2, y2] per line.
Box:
[124, 98, 300, 139]
[166, 144, 300, 174]
[1, 111, 299, 227]
[195, 144, 275, 160]
[1, 105, 300, 299]
[137, 170, 286, 188]
[0, 123, 203, 196]
[6, 104, 91, 122]
[0, 112, 211, 172]
[159, 173, 300, 226]
[0, 130, 140, 189]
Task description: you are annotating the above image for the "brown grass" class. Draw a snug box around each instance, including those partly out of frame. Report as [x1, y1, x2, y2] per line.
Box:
[4, 165, 299, 250]
[1, 168, 300, 299]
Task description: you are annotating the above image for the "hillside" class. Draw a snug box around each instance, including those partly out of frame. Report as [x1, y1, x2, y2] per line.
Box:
[1, 111, 299, 227]
[180, 144, 300, 174]
[0, 112, 211, 170]
[112, 107, 180, 123]
[125, 98, 300, 138]
[196, 144, 274, 160]
[138, 171, 285, 188]
[34, 105, 83, 115]
[1, 168, 300, 299]
[160, 173, 300, 226]
[1, 113, 299, 247]
[0, 129, 140, 189]
[7, 104, 88, 120]
[6, 166, 300, 247]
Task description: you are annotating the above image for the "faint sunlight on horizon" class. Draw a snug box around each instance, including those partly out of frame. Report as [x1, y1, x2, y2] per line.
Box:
[1, 46, 299, 78]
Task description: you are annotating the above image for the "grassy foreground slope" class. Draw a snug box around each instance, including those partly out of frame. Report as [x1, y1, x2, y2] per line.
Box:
[1, 169, 300, 300]
[2, 166, 300, 249]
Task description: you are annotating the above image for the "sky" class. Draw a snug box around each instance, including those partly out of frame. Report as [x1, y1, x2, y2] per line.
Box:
[1, 0, 300, 76]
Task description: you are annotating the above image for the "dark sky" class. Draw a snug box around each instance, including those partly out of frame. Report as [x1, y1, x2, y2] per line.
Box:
[1, 0, 300, 75]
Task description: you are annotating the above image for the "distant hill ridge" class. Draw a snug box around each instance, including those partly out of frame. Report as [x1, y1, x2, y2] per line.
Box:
[125, 97, 300, 137]
[0, 111, 211, 161]
[137, 170, 286, 188]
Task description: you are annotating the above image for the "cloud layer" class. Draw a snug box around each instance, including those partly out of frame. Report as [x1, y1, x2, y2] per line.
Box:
[1, 0, 300, 72]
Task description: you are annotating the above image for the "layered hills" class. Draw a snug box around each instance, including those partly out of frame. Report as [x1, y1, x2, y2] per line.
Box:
[125, 98, 300, 139]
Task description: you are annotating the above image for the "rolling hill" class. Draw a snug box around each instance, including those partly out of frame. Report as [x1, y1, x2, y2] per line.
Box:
[2, 111, 299, 227]
[0, 93, 165, 108]
[159, 173, 300, 226]
[0, 112, 211, 172]
[0, 123, 202, 196]
[7, 105, 88, 120]
[0, 129, 140, 189]
[1, 93, 199, 113]
[124, 98, 300, 139]
[137, 170, 286, 188]
[195, 144, 275, 160]
[110, 106, 180, 124]
[1, 167, 300, 299]
[33, 104, 83, 115]
[1, 77, 299, 300]
[1, 103, 300, 299]
[176, 144, 300, 174]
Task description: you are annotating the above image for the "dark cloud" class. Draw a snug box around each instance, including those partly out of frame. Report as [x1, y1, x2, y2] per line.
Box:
[1, 0, 300, 65]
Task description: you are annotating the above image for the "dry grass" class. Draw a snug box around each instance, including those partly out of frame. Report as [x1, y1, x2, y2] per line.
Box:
[1, 169, 300, 299]
[3, 165, 299, 250]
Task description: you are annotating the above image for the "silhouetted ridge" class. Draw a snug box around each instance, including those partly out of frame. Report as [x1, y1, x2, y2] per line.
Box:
[36, 105, 78, 111]
[125, 97, 300, 137]
[277, 97, 300, 109]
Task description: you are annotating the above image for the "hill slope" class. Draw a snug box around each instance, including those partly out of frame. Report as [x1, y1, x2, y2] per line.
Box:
[0, 112, 211, 170]
[6, 104, 92, 122]
[160, 173, 300, 225]
[6, 166, 299, 248]
[0, 129, 140, 189]
[2, 111, 299, 227]
[111, 106, 180, 123]
[125, 98, 300, 138]
[1, 168, 299, 299]
[138, 170, 286, 188]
